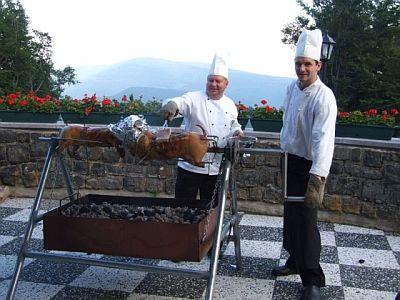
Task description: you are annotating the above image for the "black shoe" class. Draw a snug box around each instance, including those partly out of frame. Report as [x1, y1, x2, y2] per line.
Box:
[300, 285, 321, 300]
[271, 265, 298, 276]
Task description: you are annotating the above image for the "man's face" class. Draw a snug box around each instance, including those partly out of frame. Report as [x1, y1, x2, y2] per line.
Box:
[206, 75, 228, 100]
[295, 57, 321, 88]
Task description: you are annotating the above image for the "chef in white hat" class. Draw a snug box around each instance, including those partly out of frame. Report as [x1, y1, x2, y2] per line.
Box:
[160, 52, 243, 201]
[271, 29, 337, 300]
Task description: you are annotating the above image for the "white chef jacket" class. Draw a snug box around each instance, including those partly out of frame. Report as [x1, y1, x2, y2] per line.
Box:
[280, 78, 337, 178]
[164, 91, 242, 175]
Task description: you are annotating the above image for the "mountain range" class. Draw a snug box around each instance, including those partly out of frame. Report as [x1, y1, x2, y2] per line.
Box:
[63, 58, 294, 108]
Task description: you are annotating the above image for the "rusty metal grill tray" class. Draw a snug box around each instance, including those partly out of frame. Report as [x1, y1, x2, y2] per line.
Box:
[43, 194, 217, 262]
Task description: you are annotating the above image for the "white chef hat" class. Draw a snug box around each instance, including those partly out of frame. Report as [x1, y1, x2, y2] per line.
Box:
[295, 29, 323, 61]
[208, 52, 228, 79]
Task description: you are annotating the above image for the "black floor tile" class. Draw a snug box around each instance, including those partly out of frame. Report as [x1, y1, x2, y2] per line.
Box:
[340, 265, 400, 292]
[218, 255, 279, 280]
[20, 260, 89, 285]
[0, 207, 22, 219]
[0, 220, 26, 236]
[335, 232, 391, 250]
[0, 237, 44, 255]
[272, 281, 302, 300]
[240, 225, 283, 242]
[53, 285, 129, 299]
[134, 273, 206, 299]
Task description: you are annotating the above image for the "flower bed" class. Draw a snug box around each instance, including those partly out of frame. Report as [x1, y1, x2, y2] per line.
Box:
[0, 92, 168, 124]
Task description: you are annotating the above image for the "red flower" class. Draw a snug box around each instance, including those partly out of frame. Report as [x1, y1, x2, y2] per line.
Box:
[121, 95, 127, 102]
[265, 105, 273, 112]
[102, 98, 111, 106]
[84, 107, 91, 116]
[382, 110, 388, 115]
[0, 98, 4, 104]
[260, 99, 267, 105]
[391, 108, 399, 116]
[368, 108, 378, 116]
[20, 100, 27, 107]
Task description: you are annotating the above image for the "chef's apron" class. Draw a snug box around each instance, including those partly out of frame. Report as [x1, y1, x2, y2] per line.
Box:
[282, 153, 325, 287]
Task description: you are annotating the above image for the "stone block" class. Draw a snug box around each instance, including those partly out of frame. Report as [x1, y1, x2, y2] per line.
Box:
[264, 184, 282, 203]
[102, 149, 122, 163]
[330, 160, 343, 174]
[0, 145, 6, 162]
[29, 141, 49, 158]
[342, 196, 361, 215]
[258, 166, 276, 186]
[249, 186, 263, 201]
[146, 177, 164, 193]
[86, 177, 123, 190]
[361, 202, 377, 219]
[0, 186, 10, 203]
[237, 169, 258, 187]
[351, 148, 362, 162]
[90, 163, 106, 177]
[21, 162, 40, 188]
[165, 178, 176, 195]
[237, 188, 249, 201]
[0, 130, 17, 143]
[0, 165, 20, 186]
[383, 165, 400, 184]
[344, 162, 382, 179]
[16, 132, 30, 143]
[323, 194, 342, 212]
[7, 144, 30, 163]
[327, 176, 361, 196]
[361, 181, 386, 202]
[362, 149, 382, 167]
[333, 146, 351, 160]
[123, 175, 146, 192]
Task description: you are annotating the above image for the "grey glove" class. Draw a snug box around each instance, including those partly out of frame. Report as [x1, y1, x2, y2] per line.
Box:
[304, 174, 326, 208]
[159, 101, 179, 122]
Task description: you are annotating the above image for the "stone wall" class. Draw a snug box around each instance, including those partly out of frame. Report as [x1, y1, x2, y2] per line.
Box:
[0, 126, 399, 232]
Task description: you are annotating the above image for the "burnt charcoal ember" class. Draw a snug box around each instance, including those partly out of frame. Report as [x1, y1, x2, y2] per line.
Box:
[61, 202, 212, 224]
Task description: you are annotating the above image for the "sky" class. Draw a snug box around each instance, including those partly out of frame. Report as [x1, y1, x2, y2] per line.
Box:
[20, 0, 304, 78]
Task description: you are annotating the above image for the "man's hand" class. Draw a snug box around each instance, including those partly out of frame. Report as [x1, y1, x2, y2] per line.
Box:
[304, 174, 326, 209]
[160, 101, 179, 122]
[233, 130, 244, 138]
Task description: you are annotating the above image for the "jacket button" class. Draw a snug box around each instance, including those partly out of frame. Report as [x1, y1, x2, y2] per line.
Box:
[212, 123, 214, 126]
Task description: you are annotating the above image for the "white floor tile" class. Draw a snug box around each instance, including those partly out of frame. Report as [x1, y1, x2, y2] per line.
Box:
[334, 224, 384, 235]
[69, 266, 146, 292]
[0, 255, 34, 279]
[321, 263, 341, 286]
[386, 235, 400, 252]
[337, 247, 400, 269]
[320, 231, 336, 246]
[4, 208, 46, 222]
[0, 280, 64, 300]
[0, 235, 15, 247]
[343, 287, 397, 300]
[240, 214, 283, 228]
[224, 240, 281, 259]
[30, 224, 43, 239]
[127, 294, 188, 300]
[211, 275, 274, 300]
[157, 257, 210, 271]
[0, 198, 34, 209]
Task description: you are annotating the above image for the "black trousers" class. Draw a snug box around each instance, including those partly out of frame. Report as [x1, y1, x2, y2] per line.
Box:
[175, 167, 219, 202]
[283, 154, 326, 287]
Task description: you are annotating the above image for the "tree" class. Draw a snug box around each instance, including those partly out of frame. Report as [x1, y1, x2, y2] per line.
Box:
[0, 0, 78, 97]
[281, 0, 400, 111]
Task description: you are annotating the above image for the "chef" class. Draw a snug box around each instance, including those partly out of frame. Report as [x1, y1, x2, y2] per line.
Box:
[160, 52, 243, 201]
[271, 29, 337, 300]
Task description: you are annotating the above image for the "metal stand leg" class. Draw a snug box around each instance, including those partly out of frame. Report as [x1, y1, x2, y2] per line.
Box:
[58, 155, 75, 201]
[230, 167, 242, 270]
[6, 138, 58, 300]
[205, 160, 231, 300]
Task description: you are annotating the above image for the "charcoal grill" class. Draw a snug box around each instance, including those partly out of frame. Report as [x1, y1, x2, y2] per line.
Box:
[6, 134, 289, 300]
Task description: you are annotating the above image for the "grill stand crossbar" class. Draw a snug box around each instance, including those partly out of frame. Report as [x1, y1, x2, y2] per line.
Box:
[6, 137, 292, 300]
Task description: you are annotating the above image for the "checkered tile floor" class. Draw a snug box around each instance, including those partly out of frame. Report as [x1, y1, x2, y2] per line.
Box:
[0, 198, 399, 299]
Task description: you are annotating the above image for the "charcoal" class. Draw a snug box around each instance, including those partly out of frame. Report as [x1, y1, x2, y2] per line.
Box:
[61, 201, 213, 224]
